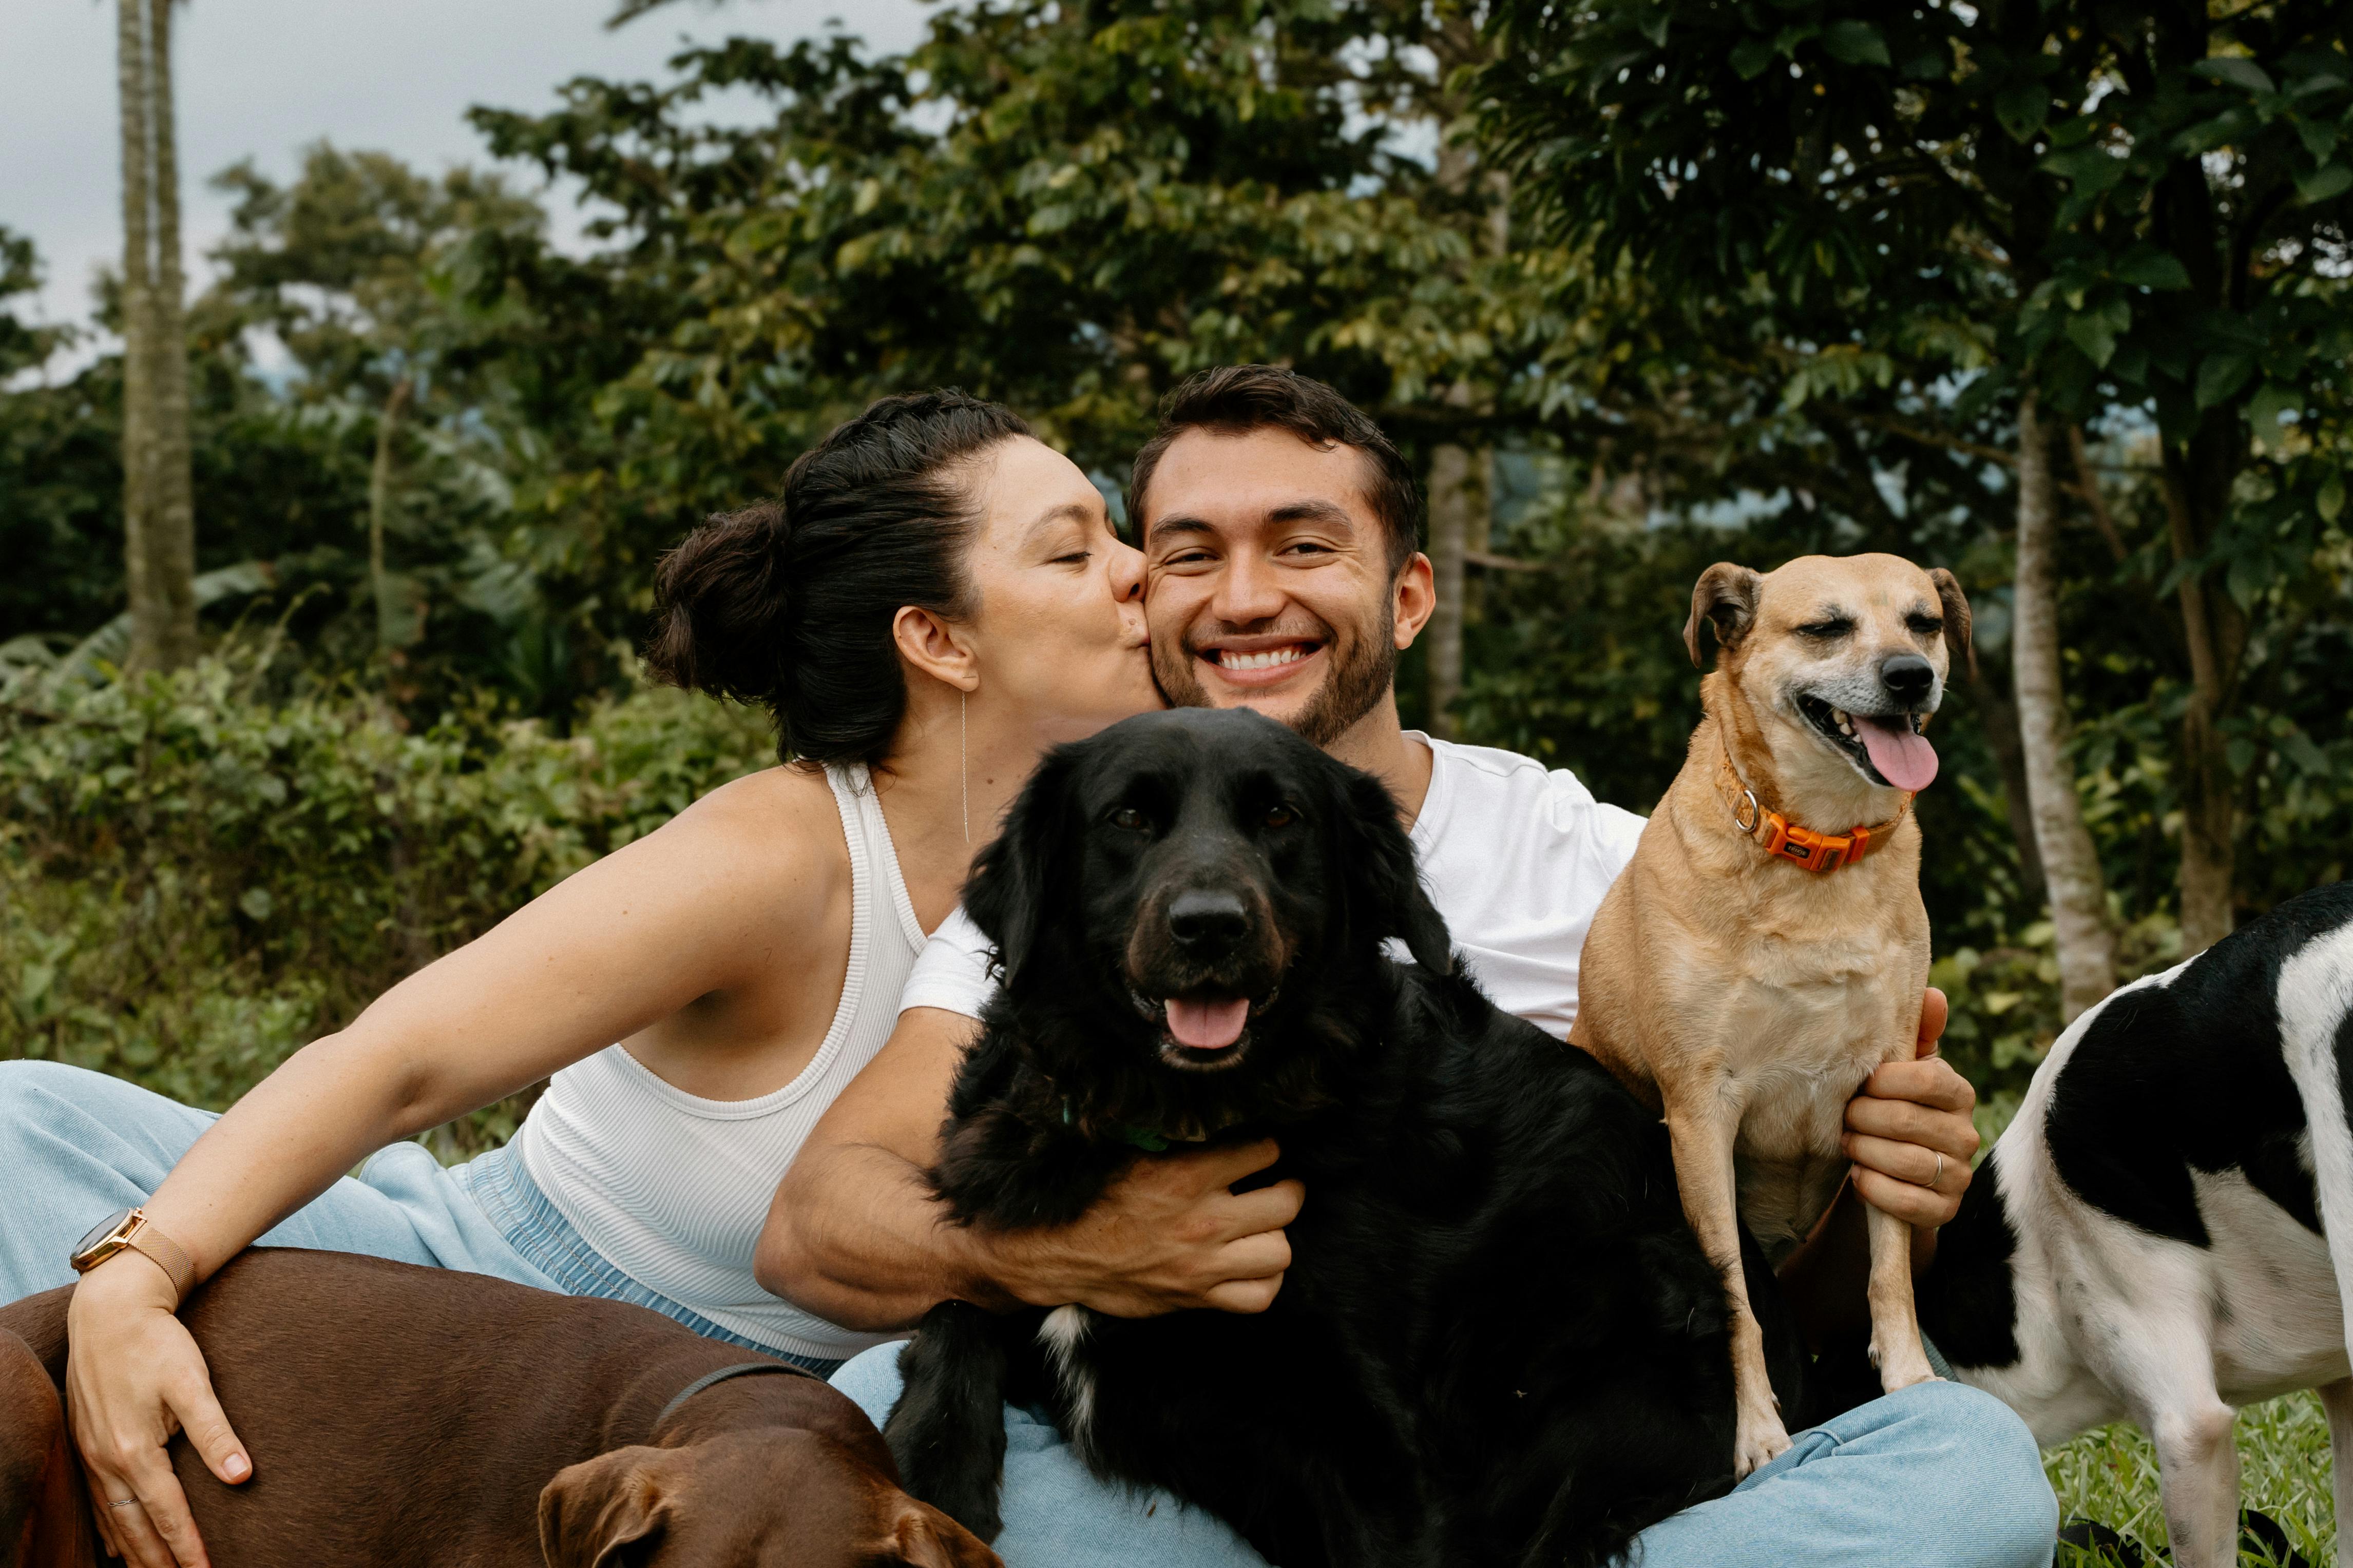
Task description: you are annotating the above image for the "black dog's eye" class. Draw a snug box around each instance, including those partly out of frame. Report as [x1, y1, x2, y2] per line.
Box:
[1110, 806, 1151, 831]
[1907, 613, 1943, 636]
[1265, 804, 1298, 829]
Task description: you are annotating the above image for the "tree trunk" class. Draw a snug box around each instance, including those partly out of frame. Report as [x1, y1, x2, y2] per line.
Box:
[2012, 391, 2117, 1021]
[1970, 651, 2049, 913]
[1426, 442, 1474, 740]
[369, 376, 415, 650]
[2160, 456, 2236, 956]
[117, 0, 197, 674]
[117, 0, 157, 671]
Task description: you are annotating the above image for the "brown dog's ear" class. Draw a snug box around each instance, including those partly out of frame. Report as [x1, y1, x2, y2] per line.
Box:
[1927, 568, 1976, 680]
[1683, 563, 1763, 668]
[884, 1500, 1003, 1568]
[539, 1447, 673, 1568]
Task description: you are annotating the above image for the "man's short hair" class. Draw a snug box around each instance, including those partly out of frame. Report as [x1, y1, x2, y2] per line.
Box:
[1127, 366, 1424, 573]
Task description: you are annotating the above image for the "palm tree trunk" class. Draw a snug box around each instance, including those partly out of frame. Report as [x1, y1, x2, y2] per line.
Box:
[117, 0, 157, 672]
[2012, 391, 2117, 1021]
[117, 0, 196, 673]
[144, 0, 198, 670]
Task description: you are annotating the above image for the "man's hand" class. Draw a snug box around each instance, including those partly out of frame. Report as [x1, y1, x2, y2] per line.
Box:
[999, 1139, 1305, 1318]
[1842, 987, 1979, 1230]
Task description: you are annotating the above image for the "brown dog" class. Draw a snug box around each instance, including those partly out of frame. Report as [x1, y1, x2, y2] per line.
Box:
[1571, 553, 1972, 1478]
[0, 1249, 995, 1568]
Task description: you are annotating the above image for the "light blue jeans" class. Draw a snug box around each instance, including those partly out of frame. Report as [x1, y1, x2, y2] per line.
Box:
[833, 1336, 2059, 1568]
[0, 1060, 840, 1371]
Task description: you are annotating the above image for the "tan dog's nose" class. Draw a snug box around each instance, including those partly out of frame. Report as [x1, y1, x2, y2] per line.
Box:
[1881, 654, 1935, 706]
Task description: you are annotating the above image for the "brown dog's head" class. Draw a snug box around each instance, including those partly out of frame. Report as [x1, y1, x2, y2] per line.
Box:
[538, 1429, 999, 1568]
[1682, 553, 1972, 822]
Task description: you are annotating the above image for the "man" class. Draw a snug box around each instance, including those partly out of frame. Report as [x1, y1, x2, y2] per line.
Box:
[761, 367, 2057, 1567]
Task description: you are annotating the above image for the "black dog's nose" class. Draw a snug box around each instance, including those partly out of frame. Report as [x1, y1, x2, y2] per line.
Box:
[1880, 654, 1935, 705]
[1169, 890, 1249, 950]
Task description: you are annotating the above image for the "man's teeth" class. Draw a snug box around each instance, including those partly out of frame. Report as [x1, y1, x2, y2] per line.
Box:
[1219, 647, 1310, 671]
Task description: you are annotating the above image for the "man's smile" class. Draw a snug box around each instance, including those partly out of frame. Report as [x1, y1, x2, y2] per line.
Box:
[1197, 638, 1327, 688]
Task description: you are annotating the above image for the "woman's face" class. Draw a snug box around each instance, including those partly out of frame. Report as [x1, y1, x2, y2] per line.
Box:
[959, 436, 1160, 745]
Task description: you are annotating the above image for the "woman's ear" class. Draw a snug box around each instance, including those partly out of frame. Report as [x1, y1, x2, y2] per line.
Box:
[893, 606, 979, 694]
[1338, 768, 1453, 976]
[963, 748, 1078, 988]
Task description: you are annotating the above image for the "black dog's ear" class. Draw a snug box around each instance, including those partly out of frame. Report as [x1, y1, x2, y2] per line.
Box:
[1340, 768, 1453, 976]
[1683, 563, 1762, 669]
[1927, 568, 1976, 681]
[963, 746, 1080, 990]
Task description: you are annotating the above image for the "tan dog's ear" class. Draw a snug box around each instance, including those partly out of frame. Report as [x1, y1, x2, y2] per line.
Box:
[1927, 568, 1976, 681]
[1682, 563, 1763, 669]
[884, 1499, 1002, 1568]
[539, 1446, 673, 1568]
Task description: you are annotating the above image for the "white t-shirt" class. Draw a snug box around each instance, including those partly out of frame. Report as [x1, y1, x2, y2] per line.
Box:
[898, 734, 1647, 1041]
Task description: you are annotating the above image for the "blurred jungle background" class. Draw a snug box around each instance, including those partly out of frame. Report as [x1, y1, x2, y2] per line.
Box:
[2, 3, 2348, 1555]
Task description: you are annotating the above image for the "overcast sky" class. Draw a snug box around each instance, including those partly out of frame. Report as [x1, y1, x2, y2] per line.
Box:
[2, 0, 930, 370]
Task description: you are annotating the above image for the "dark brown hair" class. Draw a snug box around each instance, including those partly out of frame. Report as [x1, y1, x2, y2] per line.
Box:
[1126, 365, 1423, 571]
[644, 390, 1031, 766]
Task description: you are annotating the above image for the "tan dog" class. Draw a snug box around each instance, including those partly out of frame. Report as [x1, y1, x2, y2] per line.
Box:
[1572, 552, 1973, 1477]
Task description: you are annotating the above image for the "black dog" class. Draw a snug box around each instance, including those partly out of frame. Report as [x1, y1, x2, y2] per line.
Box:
[885, 708, 1801, 1568]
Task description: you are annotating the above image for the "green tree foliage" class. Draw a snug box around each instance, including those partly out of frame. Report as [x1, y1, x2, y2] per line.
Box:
[1479, 0, 2353, 951]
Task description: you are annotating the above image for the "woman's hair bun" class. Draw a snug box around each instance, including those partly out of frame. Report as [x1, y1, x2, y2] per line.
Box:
[644, 502, 796, 709]
[641, 390, 1034, 767]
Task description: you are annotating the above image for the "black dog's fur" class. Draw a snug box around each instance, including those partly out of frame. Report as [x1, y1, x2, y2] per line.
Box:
[886, 709, 1802, 1568]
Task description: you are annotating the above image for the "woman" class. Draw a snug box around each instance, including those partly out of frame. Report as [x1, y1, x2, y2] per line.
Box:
[0, 391, 1158, 1568]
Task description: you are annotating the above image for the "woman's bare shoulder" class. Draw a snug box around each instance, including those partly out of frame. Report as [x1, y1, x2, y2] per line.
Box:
[594, 764, 850, 920]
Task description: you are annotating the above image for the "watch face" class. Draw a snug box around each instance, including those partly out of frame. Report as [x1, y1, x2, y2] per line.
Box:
[74, 1207, 137, 1261]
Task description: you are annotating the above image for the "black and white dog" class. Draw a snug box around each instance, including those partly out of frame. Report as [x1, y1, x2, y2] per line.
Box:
[1919, 883, 2353, 1568]
[884, 708, 1801, 1568]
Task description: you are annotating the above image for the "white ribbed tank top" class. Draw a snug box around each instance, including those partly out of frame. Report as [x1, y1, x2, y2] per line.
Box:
[512, 763, 924, 1362]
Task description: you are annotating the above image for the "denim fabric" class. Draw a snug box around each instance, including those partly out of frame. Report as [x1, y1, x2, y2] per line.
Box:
[457, 1146, 841, 1374]
[832, 1346, 2058, 1568]
[0, 1061, 838, 1374]
[0, 1060, 555, 1303]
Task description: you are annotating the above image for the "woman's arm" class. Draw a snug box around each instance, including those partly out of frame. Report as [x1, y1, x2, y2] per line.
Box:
[67, 770, 842, 1568]
[757, 1008, 1305, 1331]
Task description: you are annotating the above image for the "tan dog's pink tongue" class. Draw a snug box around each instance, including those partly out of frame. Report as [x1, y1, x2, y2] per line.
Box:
[1857, 718, 1938, 791]
[1165, 997, 1249, 1050]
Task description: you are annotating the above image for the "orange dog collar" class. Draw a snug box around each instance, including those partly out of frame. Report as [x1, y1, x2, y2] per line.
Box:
[1715, 752, 1911, 874]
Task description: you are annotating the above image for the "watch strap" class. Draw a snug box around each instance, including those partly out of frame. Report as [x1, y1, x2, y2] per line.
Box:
[124, 1218, 197, 1305]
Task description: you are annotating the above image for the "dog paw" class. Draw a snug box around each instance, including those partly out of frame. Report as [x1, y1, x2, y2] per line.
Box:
[1733, 1409, 1792, 1479]
[1867, 1332, 1939, 1392]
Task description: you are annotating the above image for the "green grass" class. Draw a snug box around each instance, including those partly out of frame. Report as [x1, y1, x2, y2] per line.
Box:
[2046, 1391, 2337, 1565]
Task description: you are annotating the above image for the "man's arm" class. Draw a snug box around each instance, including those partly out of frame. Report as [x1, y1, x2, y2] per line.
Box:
[755, 1007, 1305, 1331]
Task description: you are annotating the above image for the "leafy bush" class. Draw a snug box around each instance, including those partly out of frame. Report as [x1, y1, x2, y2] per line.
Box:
[1, 649, 773, 1154]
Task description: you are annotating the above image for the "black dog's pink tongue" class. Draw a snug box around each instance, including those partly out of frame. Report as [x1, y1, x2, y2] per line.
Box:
[1166, 997, 1249, 1050]
[1856, 717, 1938, 791]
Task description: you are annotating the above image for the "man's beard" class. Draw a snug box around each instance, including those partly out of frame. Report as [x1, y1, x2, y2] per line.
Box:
[1154, 602, 1398, 749]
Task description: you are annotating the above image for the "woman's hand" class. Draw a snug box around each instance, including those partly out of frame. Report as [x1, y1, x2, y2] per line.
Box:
[1842, 986, 1980, 1231]
[64, 1255, 250, 1568]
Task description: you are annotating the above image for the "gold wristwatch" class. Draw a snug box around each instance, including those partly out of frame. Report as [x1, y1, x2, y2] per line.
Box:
[69, 1207, 196, 1305]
